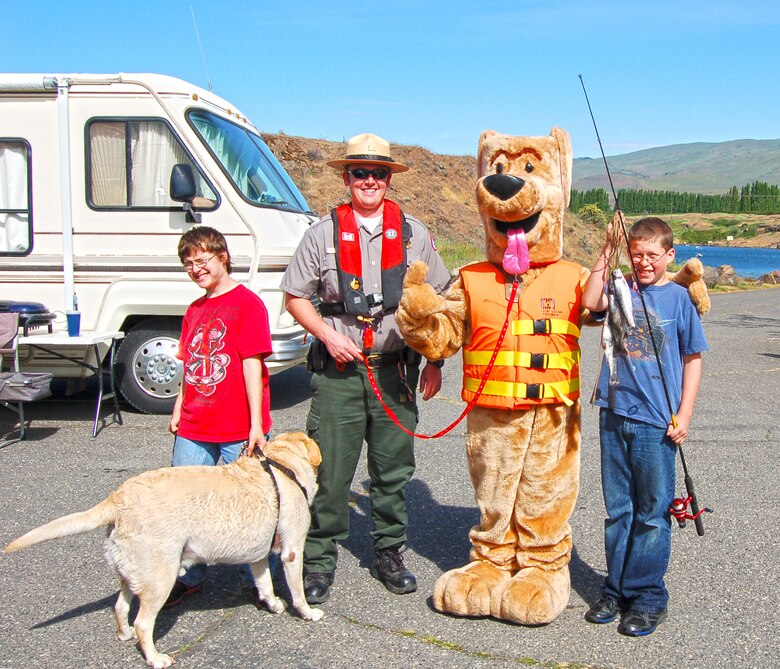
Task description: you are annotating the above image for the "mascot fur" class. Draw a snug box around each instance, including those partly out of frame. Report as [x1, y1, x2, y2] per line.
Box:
[397, 128, 709, 625]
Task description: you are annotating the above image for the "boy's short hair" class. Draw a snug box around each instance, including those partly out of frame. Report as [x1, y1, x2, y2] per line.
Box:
[178, 226, 232, 273]
[628, 217, 673, 250]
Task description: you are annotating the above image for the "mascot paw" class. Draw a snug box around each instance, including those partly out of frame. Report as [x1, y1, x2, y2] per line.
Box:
[433, 561, 511, 617]
[492, 566, 570, 626]
[398, 260, 446, 325]
[399, 261, 444, 320]
[670, 258, 710, 315]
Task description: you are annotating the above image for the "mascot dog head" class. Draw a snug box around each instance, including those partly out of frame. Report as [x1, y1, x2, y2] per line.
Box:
[476, 128, 572, 272]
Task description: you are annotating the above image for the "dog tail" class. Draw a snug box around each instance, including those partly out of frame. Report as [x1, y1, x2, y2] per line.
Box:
[4, 497, 117, 554]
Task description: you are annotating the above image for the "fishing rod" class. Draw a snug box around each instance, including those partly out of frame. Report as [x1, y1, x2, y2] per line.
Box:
[578, 74, 710, 536]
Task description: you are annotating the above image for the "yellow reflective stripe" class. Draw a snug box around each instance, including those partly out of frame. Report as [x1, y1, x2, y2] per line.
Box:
[463, 349, 581, 370]
[463, 376, 580, 405]
[512, 319, 581, 337]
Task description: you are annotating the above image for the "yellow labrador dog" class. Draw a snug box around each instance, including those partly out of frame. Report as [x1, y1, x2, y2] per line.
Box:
[4, 431, 323, 668]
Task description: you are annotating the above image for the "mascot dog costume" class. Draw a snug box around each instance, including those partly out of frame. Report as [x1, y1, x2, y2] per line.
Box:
[397, 128, 708, 625]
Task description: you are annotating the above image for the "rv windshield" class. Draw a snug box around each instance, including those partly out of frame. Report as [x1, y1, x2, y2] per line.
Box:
[188, 110, 310, 213]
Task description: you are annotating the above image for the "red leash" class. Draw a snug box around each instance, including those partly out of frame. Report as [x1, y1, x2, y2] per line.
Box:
[360, 278, 519, 439]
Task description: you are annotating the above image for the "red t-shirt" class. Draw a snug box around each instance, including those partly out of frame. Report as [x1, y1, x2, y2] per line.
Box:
[176, 284, 272, 441]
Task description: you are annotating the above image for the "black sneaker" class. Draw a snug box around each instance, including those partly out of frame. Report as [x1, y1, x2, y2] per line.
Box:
[163, 580, 203, 608]
[585, 595, 622, 624]
[303, 571, 335, 604]
[618, 607, 667, 636]
[370, 544, 417, 595]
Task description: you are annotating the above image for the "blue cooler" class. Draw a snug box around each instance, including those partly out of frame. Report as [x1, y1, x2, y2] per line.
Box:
[0, 301, 55, 335]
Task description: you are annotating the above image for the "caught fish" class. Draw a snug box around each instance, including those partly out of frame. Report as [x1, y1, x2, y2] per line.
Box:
[602, 270, 636, 385]
[610, 270, 636, 329]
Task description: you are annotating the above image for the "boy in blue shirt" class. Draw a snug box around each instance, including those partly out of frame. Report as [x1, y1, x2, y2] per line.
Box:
[582, 215, 708, 636]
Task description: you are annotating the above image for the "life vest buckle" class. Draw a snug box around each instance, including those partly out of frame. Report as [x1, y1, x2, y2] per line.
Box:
[525, 383, 542, 400]
[529, 353, 546, 369]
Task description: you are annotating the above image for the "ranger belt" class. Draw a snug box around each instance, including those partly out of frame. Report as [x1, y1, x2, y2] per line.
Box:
[360, 351, 402, 369]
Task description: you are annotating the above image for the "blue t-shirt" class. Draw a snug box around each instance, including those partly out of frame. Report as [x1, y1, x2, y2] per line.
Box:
[592, 281, 708, 429]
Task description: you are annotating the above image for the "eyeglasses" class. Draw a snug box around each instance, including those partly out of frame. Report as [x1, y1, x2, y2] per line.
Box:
[347, 167, 390, 181]
[631, 251, 668, 265]
[182, 253, 216, 271]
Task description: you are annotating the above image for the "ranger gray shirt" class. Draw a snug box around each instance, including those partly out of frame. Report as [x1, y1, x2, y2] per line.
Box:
[281, 207, 451, 353]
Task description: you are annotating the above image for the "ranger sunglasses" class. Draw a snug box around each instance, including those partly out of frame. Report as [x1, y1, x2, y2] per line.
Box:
[347, 167, 390, 181]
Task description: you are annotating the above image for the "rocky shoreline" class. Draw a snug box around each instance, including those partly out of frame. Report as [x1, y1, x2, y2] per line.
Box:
[703, 264, 780, 287]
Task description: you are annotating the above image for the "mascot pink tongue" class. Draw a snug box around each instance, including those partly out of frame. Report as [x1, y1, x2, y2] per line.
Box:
[502, 227, 530, 275]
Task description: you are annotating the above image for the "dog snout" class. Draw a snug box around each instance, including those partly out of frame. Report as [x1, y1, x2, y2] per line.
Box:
[483, 173, 525, 201]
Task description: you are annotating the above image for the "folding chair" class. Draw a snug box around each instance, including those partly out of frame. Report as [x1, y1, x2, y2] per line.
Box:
[0, 313, 52, 448]
[0, 313, 25, 446]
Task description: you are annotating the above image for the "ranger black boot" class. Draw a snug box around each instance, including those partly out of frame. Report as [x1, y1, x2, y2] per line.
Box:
[371, 544, 417, 594]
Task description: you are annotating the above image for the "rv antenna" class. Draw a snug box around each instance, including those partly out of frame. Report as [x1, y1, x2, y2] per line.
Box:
[190, 6, 213, 92]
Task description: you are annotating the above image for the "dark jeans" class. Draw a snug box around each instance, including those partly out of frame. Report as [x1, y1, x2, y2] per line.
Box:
[599, 409, 676, 612]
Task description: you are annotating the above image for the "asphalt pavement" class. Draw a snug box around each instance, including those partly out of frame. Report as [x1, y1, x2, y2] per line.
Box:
[0, 289, 778, 669]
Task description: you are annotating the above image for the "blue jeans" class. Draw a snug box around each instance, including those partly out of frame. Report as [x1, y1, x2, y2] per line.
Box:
[172, 436, 246, 468]
[599, 409, 676, 612]
[171, 435, 267, 587]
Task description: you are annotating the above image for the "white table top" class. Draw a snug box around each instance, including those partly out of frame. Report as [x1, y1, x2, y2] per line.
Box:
[19, 331, 125, 346]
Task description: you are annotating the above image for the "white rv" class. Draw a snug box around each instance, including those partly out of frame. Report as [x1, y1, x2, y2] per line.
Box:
[0, 73, 314, 413]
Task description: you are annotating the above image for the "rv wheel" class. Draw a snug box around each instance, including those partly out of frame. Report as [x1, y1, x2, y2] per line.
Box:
[117, 319, 182, 414]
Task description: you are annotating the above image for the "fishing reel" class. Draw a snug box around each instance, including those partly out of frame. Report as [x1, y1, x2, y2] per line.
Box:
[669, 494, 713, 529]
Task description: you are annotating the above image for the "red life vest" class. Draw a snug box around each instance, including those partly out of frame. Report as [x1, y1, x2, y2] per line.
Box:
[329, 199, 410, 316]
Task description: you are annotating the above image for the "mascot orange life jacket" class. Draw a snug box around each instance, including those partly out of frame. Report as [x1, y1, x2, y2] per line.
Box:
[461, 260, 583, 409]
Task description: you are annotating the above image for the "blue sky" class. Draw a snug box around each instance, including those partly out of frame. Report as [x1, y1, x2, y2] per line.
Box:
[6, 0, 779, 158]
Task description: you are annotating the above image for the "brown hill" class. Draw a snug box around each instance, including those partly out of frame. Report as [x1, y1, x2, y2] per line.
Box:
[262, 133, 604, 268]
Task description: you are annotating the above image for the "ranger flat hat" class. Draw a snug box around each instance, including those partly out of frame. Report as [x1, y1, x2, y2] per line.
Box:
[326, 133, 409, 173]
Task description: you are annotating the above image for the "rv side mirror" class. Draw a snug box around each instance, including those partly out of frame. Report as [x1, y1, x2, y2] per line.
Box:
[170, 164, 197, 201]
[170, 164, 201, 223]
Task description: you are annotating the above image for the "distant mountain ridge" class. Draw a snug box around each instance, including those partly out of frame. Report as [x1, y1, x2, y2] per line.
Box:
[573, 139, 780, 195]
[262, 133, 780, 264]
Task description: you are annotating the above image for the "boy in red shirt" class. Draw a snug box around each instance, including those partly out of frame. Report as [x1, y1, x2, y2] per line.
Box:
[166, 226, 272, 606]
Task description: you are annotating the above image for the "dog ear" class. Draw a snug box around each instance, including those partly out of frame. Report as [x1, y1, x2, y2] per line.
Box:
[304, 436, 322, 467]
[478, 129, 498, 148]
[550, 127, 572, 207]
[476, 130, 498, 177]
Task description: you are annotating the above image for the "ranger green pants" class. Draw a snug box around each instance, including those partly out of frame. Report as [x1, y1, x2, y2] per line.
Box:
[304, 359, 420, 573]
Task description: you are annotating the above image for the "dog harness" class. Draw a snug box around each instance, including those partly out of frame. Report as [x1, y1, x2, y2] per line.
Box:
[460, 260, 583, 408]
[320, 199, 410, 317]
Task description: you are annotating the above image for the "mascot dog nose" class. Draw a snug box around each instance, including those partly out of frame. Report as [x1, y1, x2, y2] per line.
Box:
[483, 173, 525, 201]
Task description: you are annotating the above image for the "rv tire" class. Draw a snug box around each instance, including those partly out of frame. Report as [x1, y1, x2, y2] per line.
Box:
[116, 319, 182, 414]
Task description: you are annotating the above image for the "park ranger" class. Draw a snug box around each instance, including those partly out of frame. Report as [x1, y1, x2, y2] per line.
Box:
[281, 133, 451, 604]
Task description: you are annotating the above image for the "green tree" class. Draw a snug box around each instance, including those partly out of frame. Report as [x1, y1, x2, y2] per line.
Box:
[577, 203, 608, 227]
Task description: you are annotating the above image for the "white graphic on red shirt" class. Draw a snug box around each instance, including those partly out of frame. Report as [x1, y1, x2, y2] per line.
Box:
[185, 318, 230, 396]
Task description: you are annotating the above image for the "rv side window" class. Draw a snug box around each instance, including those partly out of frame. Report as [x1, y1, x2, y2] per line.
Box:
[0, 139, 32, 256]
[87, 119, 218, 209]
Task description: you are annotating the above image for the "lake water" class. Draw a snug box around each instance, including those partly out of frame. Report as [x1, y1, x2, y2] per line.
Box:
[674, 244, 780, 278]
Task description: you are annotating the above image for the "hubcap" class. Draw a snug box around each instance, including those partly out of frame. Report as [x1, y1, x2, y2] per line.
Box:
[131, 336, 182, 399]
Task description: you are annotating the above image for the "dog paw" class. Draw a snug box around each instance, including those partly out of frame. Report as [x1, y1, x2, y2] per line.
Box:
[300, 606, 324, 622]
[146, 652, 174, 668]
[117, 628, 137, 642]
[264, 596, 286, 614]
